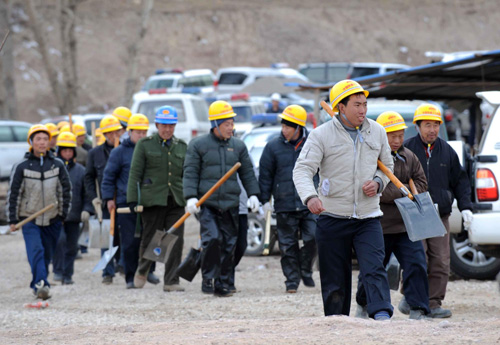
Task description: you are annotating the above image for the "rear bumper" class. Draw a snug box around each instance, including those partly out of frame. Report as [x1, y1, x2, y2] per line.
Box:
[468, 213, 500, 244]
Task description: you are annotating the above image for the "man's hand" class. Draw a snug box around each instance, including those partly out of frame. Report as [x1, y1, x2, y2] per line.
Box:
[80, 211, 90, 222]
[307, 197, 325, 215]
[263, 202, 273, 215]
[9, 224, 17, 232]
[462, 209, 473, 230]
[362, 180, 379, 197]
[247, 195, 260, 213]
[107, 200, 116, 213]
[186, 198, 200, 214]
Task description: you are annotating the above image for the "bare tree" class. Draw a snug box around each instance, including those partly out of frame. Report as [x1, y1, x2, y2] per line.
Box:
[59, 0, 79, 113]
[0, 0, 17, 120]
[122, 0, 154, 107]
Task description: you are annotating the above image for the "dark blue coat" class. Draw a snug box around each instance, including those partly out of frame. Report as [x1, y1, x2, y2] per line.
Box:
[259, 129, 318, 213]
[102, 138, 135, 207]
[65, 160, 93, 222]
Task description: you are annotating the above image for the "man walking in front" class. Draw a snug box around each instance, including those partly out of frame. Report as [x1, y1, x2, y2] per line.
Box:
[293, 80, 394, 320]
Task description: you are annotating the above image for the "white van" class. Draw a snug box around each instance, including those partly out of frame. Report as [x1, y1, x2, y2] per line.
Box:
[130, 92, 210, 143]
[141, 69, 216, 94]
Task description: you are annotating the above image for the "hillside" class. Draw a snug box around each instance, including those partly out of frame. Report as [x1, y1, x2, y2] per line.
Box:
[6, 0, 500, 121]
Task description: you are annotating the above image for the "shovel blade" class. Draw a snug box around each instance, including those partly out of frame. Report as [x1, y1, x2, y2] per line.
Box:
[92, 245, 119, 273]
[88, 219, 111, 249]
[143, 230, 179, 264]
[394, 192, 447, 242]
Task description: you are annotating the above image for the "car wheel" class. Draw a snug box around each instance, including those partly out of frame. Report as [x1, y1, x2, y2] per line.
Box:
[245, 213, 277, 256]
[450, 232, 500, 280]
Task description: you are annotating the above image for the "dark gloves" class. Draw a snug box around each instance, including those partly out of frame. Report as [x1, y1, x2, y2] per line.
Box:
[129, 202, 138, 214]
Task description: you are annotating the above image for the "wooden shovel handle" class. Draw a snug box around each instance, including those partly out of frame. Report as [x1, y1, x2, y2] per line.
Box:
[409, 179, 418, 195]
[169, 162, 242, 232]
[320, 100, 336, 118]
[117, 206, 143, 214]
[377, 160, 414, 200]
[15, 203, 56, 229]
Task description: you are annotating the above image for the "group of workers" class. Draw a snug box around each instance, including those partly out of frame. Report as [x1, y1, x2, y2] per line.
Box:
[7, 79, 472, 321]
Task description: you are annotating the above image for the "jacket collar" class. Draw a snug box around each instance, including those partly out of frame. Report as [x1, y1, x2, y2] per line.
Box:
[331, 115, 372, 134]
[26, 150, 55, 160]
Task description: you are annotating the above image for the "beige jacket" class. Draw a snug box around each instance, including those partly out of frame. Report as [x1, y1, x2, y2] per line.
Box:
[292, 116, 393, 218]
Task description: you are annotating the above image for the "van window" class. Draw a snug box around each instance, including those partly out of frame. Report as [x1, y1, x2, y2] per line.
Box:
[138, 100, 186, 123]
[0, 126, 14, 142]
[12, 126, 30, 142]
[145, 78, 175, 90]
[231, 106, 253, 123]
[192, 100, 209, 122]
[350, 67, 379, 78]
[218, 73, 247, 85]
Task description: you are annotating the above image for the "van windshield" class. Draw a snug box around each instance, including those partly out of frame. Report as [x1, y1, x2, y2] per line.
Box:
[231, 106, 253, 123]
[137, 100, 186, 122]
[144, 78, 175, 90]
[218, 73, 247, 85]
[350, 67, 379, 78]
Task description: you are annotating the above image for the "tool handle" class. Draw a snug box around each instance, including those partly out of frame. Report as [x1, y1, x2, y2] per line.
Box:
[117, 206, 143, 214]
[262, 198, 272, 256]
[377, 160, 414, 200]
[409, 179, 418, 195]
[91, 122, 97, 148]
[109, 137, 121, 236]
[168, 162, 242, 233]
[68, 113, 73, 133]
[320, 100, 336, 118]
[15, 203, 56, 229]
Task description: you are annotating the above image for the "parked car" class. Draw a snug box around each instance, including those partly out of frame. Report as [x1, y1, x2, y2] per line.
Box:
[130, 91, 210, 143]
[230, 100, 266, 137]
[0, 120, 31, 180]
[141, 68, 216, 94]
[347, 62, 411, 79]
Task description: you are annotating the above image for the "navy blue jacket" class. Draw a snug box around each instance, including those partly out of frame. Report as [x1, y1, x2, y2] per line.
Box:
[102, 138, 135, 207]
[64, 160, 93, 222]
[404, 135, 472, 216]
[259, 129, 318, 213]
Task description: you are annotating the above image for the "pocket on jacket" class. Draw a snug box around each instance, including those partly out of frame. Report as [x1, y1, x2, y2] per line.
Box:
[146, 151, 161, 167]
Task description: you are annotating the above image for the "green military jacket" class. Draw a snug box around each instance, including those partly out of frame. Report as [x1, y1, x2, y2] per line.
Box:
[127, 133, 187, 208]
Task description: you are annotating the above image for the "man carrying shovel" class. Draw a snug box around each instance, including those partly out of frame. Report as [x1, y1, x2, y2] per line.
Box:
[127, 106, 187, 292]
[402, 103, 473, 318]
[183, 100, 260, 297]
[7, 124, 72, 300]
[293, 80, 394, 320]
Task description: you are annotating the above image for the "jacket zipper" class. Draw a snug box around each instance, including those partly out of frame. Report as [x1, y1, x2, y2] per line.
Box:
[40, 161, 45, 225]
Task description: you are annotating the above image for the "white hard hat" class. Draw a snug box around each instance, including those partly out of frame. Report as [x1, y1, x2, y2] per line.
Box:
[271, 93, 281, 101]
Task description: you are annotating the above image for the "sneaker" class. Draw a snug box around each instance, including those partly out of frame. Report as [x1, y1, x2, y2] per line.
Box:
[53, 273, 63, 282]
[286, 285, 298, 293]
[202, 279, 214, 294]
[398, 296, 410, 315]
[214, 287, 233, 297]
[228, 285, 238, 293]
[355, 304, 369, 319]
[147, 272, 160, 285]
[163, 284, 185, 292]
[35, 281, 51, 300]
[62, 278, 74, 285]
[102, 276, 113, 285]
[126, 282, 136, 289]
[302, 276, 315, 287]
[374, 311, 391, 321]
[134, 274, 147, 288]
[409, 309, 433, 321]
[430, 307, 452, 318]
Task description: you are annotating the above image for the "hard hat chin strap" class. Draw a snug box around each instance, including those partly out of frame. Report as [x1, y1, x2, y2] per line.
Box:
[339, 112, 364, 143]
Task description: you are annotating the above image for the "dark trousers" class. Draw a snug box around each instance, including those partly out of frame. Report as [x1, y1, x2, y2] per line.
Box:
[100, 208, 115, 278]
[199, 205, 239, 289]
[22, 220, 62, 291]
[356, 232, 430, 314]
[53, 221, 80, 280]
[276, 210, 317, 288]
[316, 215, 393, 317]
[424, 215, 450, 309]
[137, 203, 184, 285]
[228, 214, 248, 288]
[117, 213, 141, 284]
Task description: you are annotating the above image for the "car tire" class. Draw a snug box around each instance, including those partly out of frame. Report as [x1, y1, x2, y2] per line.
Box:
[450, 232, 500, 280]
[245, 213, 277, 256]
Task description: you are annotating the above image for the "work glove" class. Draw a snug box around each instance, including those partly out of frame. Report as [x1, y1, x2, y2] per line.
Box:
[128, 202, 138, 214]
[263, 202, 273, 215]
[462, 209, 473, 230]
[80, 211, 90, 222]
[247, 195, 260, 213]
[92, 197, 103, 221]
[187, 198, 200, 214]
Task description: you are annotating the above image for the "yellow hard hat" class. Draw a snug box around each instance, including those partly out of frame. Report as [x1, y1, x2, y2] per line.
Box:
[127, 113, 149, 131]
[279, 105, 307, 127]
[95, 128, 105, 145]
[72, 123, 86, 137]
[45, 123, 59, 137]
[56, 131, 77, 148]
[57, 121, 70, 130]
[376, 111, 408, 133]
[329, 79, 369, 113]
[99, 115, 122, 134]
[27, 124, 52, 145]
[59, 124, 72, 133]
[413, 103, 443, 124]
[208, 100, 237, 121]
[112, 106, 132, 125]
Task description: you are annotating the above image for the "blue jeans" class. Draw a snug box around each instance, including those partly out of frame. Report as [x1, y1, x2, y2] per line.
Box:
[22, 220, 62, 291]
[53, 221, 80, 280]
[316, 215, 393, 317]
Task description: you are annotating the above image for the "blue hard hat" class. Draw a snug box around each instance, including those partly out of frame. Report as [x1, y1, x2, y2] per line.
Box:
[155, 106, 178, 124]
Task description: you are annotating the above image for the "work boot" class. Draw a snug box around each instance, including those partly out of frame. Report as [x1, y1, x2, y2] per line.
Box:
[355, 304, 369, 319]
[286, 284, 298, 294]
[53, 273, 63, 282]
[430, 307, 452, 318]
[163, 284, 185, 292]
[35, 281, 51, 300]
[147, 272, 160, 285]
[398, 296, 410, 315]
[214, 287, 233, 297]
[102, 276, 113, 285]
[228, 285, 238, 293]
[302, 276, 315, 287]
[134, 274, 147, 288]
[202, 279, 214, 294]
[62, 278, 74, 285]
[409, 309, 433, 321]
[126, 282, 136, 289]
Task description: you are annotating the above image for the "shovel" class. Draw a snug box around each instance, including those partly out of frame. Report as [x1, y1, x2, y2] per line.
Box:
[262, 197, 273, 256]
[377, 160, 446, 242]
[0, 203, 56, 234]
[145, 162, 242, 267]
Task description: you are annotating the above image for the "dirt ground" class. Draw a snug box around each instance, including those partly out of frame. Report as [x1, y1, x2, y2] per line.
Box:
[0, 217, 499, 345]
